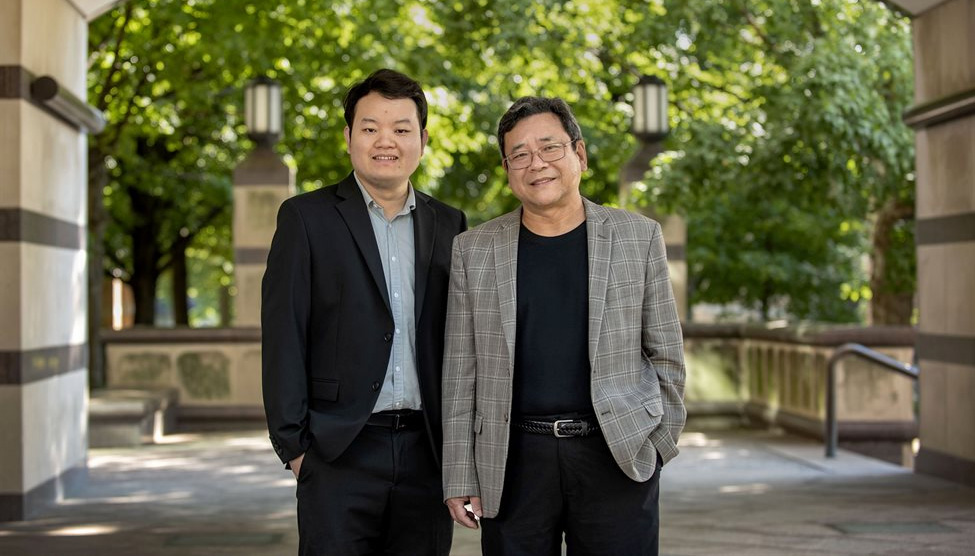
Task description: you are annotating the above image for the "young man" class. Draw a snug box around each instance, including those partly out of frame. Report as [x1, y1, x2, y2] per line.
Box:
[262, 69, 466, 556]
[442, 96, 685, 556]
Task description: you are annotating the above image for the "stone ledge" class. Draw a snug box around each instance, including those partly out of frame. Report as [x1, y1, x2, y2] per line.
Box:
[89, 388, 179, 448]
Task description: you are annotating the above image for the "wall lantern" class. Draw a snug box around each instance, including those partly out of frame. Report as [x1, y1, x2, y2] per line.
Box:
[244, 75, 282, 145]
[631, 75, 669, 142]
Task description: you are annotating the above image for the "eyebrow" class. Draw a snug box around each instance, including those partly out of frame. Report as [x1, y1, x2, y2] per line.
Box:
[359, 117, 415, 126]
[509, 135, 562, 152]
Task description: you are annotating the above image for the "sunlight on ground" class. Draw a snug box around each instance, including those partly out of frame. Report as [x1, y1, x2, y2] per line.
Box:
[60, 491, 193, 505]
[153, 433, 206, 445]
[223, 465, 259, 475]
[44, 524, 120, 536]
[719, 483, 771, 494]
[225, 436, 272, 449]
[678, 431, 724, 447]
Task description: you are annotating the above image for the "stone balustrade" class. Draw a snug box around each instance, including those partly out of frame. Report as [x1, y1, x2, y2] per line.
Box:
[102, 323, 917, 456]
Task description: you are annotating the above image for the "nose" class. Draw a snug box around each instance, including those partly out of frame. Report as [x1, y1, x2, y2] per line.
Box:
[375, 129, 396, 147]
[527, 150, 548, 170]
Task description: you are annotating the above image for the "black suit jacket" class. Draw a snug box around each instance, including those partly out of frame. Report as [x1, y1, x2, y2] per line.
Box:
[262, 173, 466, 466]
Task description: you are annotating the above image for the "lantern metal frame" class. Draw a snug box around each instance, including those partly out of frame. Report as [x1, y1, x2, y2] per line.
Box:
[631, 75, 669, 143]
[244, 75, 282, 146]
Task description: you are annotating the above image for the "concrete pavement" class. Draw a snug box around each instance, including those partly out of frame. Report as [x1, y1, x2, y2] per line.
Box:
[0, 425, 971, 555]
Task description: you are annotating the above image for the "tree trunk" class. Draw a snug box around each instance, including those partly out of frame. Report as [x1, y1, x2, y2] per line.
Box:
[129, 189, 161, 325]
[87, 149, 109, 388]
[171, 243, 189, 326]
[869, 200, 914, 325]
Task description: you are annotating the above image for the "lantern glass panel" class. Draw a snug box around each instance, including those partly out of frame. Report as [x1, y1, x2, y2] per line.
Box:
[245, 79, 282, 136]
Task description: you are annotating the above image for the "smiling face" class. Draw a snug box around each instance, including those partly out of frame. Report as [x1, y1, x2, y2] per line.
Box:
[343, 91, 428, 194]
[502, 112, 587, 215]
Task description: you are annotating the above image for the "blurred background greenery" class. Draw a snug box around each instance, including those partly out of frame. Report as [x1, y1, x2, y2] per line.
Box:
[86, 0, 915, 328]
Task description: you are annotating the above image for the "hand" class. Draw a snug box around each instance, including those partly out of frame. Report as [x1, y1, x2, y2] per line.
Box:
[289, 453, 305, 480]
[446, 496, 482, 529]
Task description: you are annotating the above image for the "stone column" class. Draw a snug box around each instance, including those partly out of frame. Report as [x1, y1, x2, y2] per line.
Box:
[232, 146, 294, 327]
[907, 0, 975, 486]
[620, 142, 689, 322]
[0, 0, 90, 521]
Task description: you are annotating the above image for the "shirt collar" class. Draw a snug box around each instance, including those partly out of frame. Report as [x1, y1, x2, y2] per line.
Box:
[353, 172, 416, 217]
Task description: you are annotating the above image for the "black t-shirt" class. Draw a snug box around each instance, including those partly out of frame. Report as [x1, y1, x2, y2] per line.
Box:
[512, 221, 593, 417]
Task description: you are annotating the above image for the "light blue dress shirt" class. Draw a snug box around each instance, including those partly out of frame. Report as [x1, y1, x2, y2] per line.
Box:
[354, 175, 421, 412]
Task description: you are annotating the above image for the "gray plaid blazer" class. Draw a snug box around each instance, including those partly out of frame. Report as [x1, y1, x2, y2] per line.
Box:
[442, 198, 686, 518]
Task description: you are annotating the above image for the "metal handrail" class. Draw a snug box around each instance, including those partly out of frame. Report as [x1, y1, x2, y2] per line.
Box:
[825, 343, 919, 458]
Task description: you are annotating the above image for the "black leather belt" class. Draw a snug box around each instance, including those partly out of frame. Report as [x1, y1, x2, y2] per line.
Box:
[366, 410, 424, 431]
[515, 416, 599, 438]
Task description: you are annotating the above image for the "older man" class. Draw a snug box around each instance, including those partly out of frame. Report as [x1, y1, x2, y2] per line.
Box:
[442, 96, 686, 556]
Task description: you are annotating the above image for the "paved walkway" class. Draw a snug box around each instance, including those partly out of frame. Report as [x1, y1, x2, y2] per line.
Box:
[0, 426, 971, 555]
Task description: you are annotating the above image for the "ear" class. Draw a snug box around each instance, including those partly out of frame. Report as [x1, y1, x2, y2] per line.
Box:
[420, 128, 429, 155]
[575, 140, 588, 171]
[343, 126, 351, 154]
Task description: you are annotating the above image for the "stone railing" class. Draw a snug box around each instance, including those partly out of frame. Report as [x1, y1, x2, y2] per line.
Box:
[683, 323, 917, 457]
[102, 326, 263, 421]
[102, 323, 918, 450]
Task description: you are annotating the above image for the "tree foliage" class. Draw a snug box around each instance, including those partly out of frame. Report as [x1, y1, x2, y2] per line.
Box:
[88, 0, 915, 328]
[640, 0, 915, 322]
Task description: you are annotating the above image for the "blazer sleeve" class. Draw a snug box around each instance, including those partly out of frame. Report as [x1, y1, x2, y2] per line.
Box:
[642, 221, 687, 464]
[261, 199, 312, 466]
[441, 236, 481, 501]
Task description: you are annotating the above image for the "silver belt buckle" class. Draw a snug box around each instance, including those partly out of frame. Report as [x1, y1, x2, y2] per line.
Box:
[553, 419, 573, 438]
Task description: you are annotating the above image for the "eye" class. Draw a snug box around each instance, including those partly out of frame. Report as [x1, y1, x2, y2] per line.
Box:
[362, 127, 377, 133]
[541, 144, 563, 154]
[508, 152, 529, 163]
[395, 128, 412, 134]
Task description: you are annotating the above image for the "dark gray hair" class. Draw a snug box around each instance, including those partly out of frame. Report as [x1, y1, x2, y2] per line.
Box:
[496, 96, 583, 157]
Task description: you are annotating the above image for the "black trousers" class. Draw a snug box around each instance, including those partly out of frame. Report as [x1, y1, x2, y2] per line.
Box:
[295, 424, 452, 556]
[481, 429, 661, 556]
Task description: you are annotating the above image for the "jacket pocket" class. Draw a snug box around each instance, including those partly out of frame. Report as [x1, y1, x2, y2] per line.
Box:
[310, 378, 339, 401]
[643, 395, 664, 417]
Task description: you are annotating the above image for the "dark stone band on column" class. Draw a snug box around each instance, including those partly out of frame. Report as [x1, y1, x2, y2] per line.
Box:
[0, 65, 31, 99]
[665, 244, 685, 261]
[235, 248, 271, 265]
[916, 212, 975, 245]
[0, 208, 84, 250]
[916, 333, 975, 367]
[0, 465, 87, 522]
[915, 446, 975, 488]
[0, 344, 87, 385]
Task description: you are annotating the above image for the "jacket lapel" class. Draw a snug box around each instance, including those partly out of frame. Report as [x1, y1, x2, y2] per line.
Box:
[413, 192, 435, 324]
[494, 210, 521, 363]
[585, 199, 611, 368]
[334, 174, 391, 312]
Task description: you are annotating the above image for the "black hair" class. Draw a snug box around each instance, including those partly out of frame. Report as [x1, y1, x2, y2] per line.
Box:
[343, 69, 428, 129]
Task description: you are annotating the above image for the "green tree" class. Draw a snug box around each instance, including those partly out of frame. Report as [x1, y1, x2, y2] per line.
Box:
[637, 0, 915, 322]
[86, 0, 916, 373]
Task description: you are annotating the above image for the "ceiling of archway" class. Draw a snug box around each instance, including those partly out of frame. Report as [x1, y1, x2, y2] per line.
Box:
[882, 0, 949, 15]
[68, 0, 948, 22]
[69, 0, 124, 21]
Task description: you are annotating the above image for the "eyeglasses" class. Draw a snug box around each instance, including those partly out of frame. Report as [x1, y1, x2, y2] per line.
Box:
[503, 141, 574, 170]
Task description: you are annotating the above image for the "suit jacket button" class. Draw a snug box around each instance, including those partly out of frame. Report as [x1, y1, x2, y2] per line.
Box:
[372, 381, 381, 391]
[384, 333, 393, 342]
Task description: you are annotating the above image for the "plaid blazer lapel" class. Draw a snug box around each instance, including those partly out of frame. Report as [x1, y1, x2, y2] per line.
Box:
[584, 199, 611, 369]
[493, 212, 521, 364]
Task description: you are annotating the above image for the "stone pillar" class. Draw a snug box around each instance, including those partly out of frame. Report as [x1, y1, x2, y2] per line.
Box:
[0, 0, 90, 521]
[906, 0, 975, 486]
[620, 142, 689, 322]
[232, 146, 294, 326]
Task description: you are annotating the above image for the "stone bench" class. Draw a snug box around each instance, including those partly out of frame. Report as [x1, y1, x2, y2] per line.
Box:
[88, 388, 179, 448]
